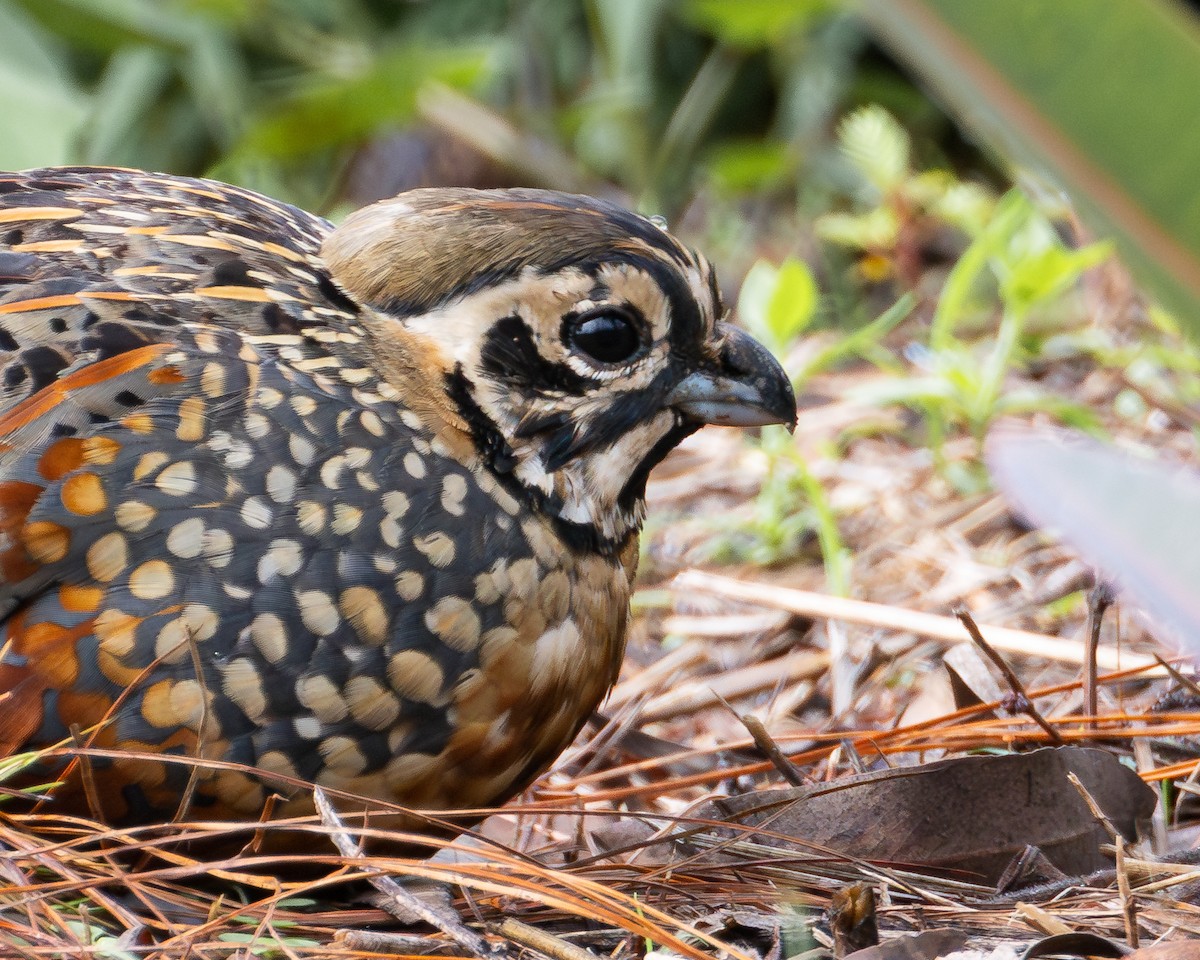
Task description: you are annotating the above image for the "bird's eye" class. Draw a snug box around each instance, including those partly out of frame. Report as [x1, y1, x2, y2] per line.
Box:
[567, 308, 643, 365]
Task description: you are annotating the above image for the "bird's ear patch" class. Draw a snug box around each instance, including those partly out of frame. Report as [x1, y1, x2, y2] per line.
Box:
[479, 315, 592, 396]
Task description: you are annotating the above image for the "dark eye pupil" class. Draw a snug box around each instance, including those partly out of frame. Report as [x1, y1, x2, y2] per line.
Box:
[570, 312, 641, 364]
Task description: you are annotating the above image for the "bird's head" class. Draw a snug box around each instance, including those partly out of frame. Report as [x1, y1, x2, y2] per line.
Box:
[321, 188, 796, 555]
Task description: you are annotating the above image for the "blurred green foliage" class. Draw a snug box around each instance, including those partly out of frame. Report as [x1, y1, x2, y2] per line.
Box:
[861, 0, 1200, 334]
[0, 0, 957, 218]
[7, 0, 1194, 586]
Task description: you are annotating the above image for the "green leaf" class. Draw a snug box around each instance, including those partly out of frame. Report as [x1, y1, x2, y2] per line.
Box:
[1000, 240, 1112, 314]
[859, 0, 1200, 335]
[933, 181, 996, 237]
[767, 258, 819, 345]
[703, 139, 794, 193]
[837, 104, 910, 195]
[682, 0, 833, 47]
[237, 45, 489, 158]
[737, 257, 818, 353]
[904, 168, 954, 207]
[815, 208, 898, 251]
[929, 189, 1028, 349]
[180, 0, 255, 26]
[14, 0, 208, 51]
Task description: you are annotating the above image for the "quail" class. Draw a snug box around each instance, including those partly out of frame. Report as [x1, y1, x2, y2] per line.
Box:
[0, 166, 795, 828]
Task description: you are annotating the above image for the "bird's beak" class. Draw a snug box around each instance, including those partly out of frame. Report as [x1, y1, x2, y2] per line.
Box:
[669, 325, 798, 431]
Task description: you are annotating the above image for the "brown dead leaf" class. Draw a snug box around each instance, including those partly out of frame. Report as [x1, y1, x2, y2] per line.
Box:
[1125, 946, 1200, 960]
[682, 747, 1155, 885]
[1020, 932, 1130, 958]
[844, 930, 969, 960]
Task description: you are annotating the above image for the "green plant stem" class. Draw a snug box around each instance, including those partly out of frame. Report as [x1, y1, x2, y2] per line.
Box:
[645, 42, 741, 212]
[795, 456, 850, 595]
[799, 291, 915, 383]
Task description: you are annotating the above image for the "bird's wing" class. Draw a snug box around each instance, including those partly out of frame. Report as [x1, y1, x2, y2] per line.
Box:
[0, 166, 362, 398]
[0, 168, 449, 818]
[0, 312, 465, 821]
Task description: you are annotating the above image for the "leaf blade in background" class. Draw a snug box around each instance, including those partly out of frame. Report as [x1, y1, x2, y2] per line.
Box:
[79, 47, 173, 167]
[857, 0, 1200, 331]
[0, 2, 88, 168]
[987, 424, 1200, 657]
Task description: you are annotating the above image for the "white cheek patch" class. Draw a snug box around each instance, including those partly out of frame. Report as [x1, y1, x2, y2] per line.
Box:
[514, 453, 553, 495]
[553, 409, 674, 534]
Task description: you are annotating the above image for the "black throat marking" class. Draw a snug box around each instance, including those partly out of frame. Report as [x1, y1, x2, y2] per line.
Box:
[445, 365, 644, 558]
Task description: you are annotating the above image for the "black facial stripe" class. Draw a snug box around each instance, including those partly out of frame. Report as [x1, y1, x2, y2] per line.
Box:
[541, 366, 677, 471]
[444, 366, 633, 558]
[480, 314, 594, 396]
[655, 257, 708, 355]
[512, 409, 577, 474]
[540, 423, 578, 473]
[513, 409, 572, 440]
[706, 266, 721, 322]
[618, 418, 699, 510]
[446, 367, 518, 474]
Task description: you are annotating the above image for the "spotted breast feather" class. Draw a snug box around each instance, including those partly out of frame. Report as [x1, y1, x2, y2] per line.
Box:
[0, 166, 796, 827]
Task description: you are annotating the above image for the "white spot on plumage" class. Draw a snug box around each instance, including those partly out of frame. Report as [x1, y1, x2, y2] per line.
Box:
[258, 538, 303, 582]
[297, 500, 327, 534]
[332, 504, 362, 535]
[129, 559, 175, 600]
[288, 433, 317, 465]
[156, 461, 197, 496]
[265, 464, 297, 503]
[297, 589, 340, 636]
[115, 500, 156, 532]
[320, 456, 346, 489]
[86, 532, 127, 582]
[403, 452, 425, 478]
[241, 496, 273, 529]
[166, 517, 205, 558]
[245, 412, 271, 439]
[203, 528, 234, 567]
[249, 612, 288, 663]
